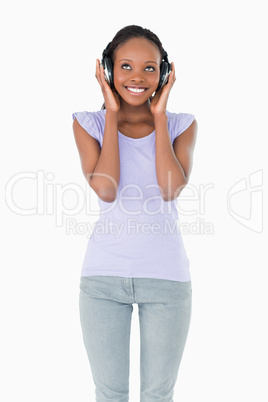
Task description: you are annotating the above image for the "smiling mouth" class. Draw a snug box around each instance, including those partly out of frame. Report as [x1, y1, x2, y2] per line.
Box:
[125, 86, 148, 94]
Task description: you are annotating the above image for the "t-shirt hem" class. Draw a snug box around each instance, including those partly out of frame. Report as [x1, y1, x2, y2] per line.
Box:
[81, 270, 191, 282]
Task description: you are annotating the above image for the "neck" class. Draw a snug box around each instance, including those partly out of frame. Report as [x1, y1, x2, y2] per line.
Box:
[117, 97, 153, 124]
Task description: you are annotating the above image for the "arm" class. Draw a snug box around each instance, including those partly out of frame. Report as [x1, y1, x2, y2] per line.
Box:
[154, 113, 198, 201]
[150, 61, 198, 201]
[73, 112, 120, 203]
[73, 59, 121, 203]
[89, 111, 120, 202]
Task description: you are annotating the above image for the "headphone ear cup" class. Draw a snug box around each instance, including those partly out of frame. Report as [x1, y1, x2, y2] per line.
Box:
[156, 61, 171, 92]
[102, 57, 114, 89]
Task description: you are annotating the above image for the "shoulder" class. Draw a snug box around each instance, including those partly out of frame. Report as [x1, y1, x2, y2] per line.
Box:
[72, 109, 106, 144]
[72, 109, 106, 128]
[166, 110, 197, 143]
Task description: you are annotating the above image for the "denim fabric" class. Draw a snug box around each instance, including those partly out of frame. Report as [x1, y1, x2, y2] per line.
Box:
[79, 276, 192, 402]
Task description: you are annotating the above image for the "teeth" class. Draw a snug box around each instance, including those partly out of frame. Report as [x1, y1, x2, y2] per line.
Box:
[127, 87, 146, 93]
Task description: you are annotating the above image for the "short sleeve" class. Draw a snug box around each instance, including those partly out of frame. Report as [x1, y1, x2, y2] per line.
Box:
[167, 112, 195, 143]
[72, 111, 100, 143]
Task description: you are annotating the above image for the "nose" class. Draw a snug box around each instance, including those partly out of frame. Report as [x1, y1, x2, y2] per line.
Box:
[130, 70, 145, 83]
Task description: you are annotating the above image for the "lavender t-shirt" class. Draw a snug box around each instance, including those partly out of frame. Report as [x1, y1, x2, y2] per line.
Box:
[72, 109, 195, 282]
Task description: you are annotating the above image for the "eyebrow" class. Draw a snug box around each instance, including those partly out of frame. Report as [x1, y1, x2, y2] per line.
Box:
[119, 58, 159, 65]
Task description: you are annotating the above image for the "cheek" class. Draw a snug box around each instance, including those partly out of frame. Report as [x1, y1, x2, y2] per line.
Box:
[113, 68, 160, 89]
[152, 74, 160, 86]
[148, 74, 160, 90]
[113, 67, 124, 85]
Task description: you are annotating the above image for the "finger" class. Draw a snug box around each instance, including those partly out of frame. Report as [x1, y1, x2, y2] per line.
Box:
[99, 63, 106, 84]
[95, 59, 102, 84]
[98, 61, 109, 87]
[96, 59, 105, 82]
[170, 70, 176, 84]
[96, 59, 108, 89]
[172, 62, 176, 82]
[171, 62, 176, 82]
[167, 65, 175, 87]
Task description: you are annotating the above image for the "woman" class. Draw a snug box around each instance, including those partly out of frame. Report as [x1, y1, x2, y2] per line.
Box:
[73, 24, 198, 402]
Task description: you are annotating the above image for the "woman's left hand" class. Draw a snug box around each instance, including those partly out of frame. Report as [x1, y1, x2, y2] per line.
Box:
[150, 62, 176, 115]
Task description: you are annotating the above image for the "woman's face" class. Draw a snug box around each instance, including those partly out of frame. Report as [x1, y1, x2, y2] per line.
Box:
[113, 37, 161, 106]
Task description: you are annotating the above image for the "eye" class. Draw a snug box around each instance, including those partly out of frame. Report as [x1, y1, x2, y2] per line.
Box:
[121, 64, 132, 70]
[145, 66, 155, 72]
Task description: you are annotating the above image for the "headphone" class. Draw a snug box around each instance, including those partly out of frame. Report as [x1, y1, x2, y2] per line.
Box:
[101, 41, 171, 92]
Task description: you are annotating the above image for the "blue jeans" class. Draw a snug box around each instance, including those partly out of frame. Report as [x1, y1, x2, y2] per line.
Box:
[79, 276, 192, 402]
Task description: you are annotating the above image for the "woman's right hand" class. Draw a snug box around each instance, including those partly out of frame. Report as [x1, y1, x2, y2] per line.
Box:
[95, 59, 120, 113]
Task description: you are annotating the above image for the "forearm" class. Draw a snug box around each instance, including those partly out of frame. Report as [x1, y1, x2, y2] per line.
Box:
[154, 112, 187, 201]
[90, 112, 120, 202]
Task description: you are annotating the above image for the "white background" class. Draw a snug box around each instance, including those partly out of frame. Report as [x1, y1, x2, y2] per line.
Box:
[1, 0, 267, 401]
